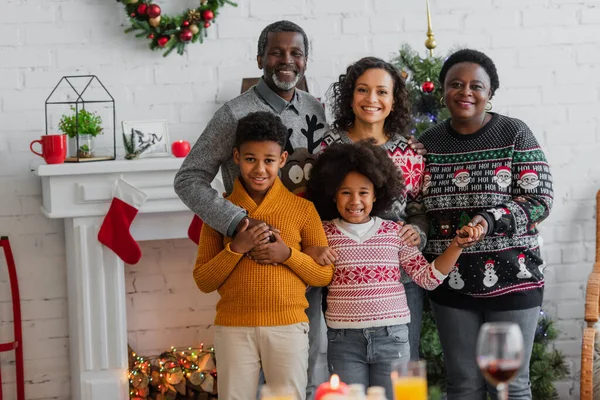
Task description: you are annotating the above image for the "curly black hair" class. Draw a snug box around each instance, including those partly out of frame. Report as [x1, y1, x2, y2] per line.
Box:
[328, 57, 412, 138]
[257, 20, 309, 57]
[234, 111, 288, 150]
[439, 49, 500, 98]
[306, 141, 405, 221]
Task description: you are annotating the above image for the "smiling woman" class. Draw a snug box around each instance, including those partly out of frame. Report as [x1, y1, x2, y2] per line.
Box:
[418, 48, 554, 400]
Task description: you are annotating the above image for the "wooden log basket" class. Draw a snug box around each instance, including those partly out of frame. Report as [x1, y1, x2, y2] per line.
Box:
[581, 190, 600, 400]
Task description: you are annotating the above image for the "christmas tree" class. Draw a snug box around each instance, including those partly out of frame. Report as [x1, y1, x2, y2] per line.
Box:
[390, 44, 568, 399]
[390, 44, 449, 138]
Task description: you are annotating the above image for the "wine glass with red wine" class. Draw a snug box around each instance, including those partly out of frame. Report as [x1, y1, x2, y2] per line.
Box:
[476, 322, 524, 400]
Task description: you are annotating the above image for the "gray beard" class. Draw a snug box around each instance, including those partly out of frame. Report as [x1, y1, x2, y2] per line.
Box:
[271, 70, 303, 91]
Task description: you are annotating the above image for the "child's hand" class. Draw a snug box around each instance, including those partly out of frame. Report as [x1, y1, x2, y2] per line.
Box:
[455, 225, 485, 248]
[248, 232, 291, 264]
[230, 219, 272, 254]
[304, 245, 337, 266]
[397, 222, 421, 247]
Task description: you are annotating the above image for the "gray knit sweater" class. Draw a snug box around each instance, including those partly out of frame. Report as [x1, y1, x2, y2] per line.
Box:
[174, 78, 327, 236]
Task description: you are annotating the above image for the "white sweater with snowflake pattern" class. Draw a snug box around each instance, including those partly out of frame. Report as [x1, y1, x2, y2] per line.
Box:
[324, 217, 445, 329]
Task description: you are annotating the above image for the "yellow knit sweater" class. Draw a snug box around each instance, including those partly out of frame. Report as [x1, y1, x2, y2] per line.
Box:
[194, 177, 334, 327]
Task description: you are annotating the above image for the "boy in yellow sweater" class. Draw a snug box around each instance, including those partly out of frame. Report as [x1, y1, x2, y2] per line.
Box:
[193, 111, 334, 400]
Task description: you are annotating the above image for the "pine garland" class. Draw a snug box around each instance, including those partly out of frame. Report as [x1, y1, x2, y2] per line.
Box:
[118, 0, 237, 57]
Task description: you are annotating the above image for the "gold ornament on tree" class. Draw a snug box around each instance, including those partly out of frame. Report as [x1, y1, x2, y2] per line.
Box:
[424, 0, 437, 57]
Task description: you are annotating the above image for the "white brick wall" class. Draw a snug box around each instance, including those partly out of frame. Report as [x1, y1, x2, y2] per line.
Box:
[1, 0, 599, 398]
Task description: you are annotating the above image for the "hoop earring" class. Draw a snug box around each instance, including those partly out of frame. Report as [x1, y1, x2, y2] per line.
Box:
[485, 101, 493, 111]
[439, 97, 446, 107]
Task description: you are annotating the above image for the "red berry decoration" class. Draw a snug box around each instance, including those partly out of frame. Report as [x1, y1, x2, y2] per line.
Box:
[204, 22, 211, 28]
[137, 3, 147, 15]
[421, 80, 435, 93]
[202, 10, 214, 21]
[147, 33, 154, 39]
[179, 29, 193, 42]
[157, 36, 169, 47]
[183, 20, 190, 27]
[146, 4, 161, 18]
[130, 12, 136, 17]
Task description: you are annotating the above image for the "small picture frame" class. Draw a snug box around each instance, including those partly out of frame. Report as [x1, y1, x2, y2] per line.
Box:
[121, 119, 170, 158]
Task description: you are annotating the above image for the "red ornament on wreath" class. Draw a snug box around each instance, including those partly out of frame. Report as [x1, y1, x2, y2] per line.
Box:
[179, 29, 193, 42]
[157, 36, 169, 47]
[147, 33, 154, 39]
[202, 10, 214, 21]
[136, 3, 147, 15]
[204, 22, 211, 28]
[183, 20, 190, 27]
[146, 4, 161, 18]
[421, 80, 435, 93]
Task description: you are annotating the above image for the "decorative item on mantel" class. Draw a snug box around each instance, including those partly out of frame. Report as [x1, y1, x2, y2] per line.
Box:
[122, 120, 171, 159]
[171, 140, 191, 158]
[45, 75, 116, 162]
[128, 344, 218, 399]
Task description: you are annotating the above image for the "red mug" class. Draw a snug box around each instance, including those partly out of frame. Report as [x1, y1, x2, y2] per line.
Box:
[30, 134, 67, 164]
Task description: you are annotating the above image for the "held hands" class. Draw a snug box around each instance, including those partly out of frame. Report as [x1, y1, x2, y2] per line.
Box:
[230, 219, 272, 254]
[248, 232, 291, 265]
[397, 222, 421, 247]
[303, 245, 338, 266]
[453, 224, 486, 248]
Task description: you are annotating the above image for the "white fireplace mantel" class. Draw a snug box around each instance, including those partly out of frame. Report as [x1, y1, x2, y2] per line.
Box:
[35, 158, 216, 400]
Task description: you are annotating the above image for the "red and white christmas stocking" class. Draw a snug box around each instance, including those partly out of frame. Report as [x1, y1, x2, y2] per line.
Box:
[98, 178, 148, 264]
[188, 214, 204, 245]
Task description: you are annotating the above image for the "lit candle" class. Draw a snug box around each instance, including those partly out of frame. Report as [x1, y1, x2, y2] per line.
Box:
[171, 140, 191, 158]
[315, 374, 349, 400]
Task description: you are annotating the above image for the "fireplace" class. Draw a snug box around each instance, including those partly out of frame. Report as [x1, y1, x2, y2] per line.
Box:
[35, 158, 217, 400]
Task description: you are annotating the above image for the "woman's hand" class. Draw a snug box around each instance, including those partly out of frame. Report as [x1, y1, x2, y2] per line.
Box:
[408, 136, 427, 156]
[230, 220, 272, 254]
[304, 245, 338, 266]
[455, 221, 487, 248]
[398, 222, 421, 247]
[248, 232, 291, 264]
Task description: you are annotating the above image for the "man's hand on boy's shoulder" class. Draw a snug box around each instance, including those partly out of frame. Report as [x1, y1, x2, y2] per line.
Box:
[248, 232, 291, 265]
[303, 245, 337, 266]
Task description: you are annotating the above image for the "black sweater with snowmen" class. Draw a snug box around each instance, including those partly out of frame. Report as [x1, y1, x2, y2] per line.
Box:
[419, 113, 553, 311]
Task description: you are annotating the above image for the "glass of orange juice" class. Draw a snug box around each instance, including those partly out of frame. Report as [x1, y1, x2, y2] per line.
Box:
[260, 384, 296, 400]
[390, 360, 427, 400]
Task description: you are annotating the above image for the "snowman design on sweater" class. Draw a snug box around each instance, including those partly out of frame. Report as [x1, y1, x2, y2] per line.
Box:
[448, 264, 465, 290]
[516, 254, 532, 279]
[483, 259, 498, 288]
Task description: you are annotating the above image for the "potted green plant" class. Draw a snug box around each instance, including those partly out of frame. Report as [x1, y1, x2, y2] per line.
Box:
[58, 107, 103, 158]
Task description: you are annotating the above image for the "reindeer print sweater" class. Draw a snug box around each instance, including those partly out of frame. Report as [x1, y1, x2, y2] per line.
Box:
[175, 78, 327, 236]
[419, 113, 553, 311]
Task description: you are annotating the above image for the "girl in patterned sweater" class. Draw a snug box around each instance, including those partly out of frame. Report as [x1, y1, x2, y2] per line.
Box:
[320, 57, 429, 360]
[306, 141, 482, 397]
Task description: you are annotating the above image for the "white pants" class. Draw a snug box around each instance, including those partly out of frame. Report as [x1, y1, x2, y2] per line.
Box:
[214, 323, 309, 400]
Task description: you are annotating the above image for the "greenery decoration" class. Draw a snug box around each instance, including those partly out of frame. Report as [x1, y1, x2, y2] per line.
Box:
[58, 107, 103, 138]
[118, 0, 237, 57]
[390, 44, 449, 137]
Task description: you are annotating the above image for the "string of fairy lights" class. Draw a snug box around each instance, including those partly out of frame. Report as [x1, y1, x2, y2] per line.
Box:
[128, 344, 217, 399]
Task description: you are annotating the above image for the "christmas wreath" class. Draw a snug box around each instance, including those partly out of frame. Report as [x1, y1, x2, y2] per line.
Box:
[118, 0, 237, 57]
